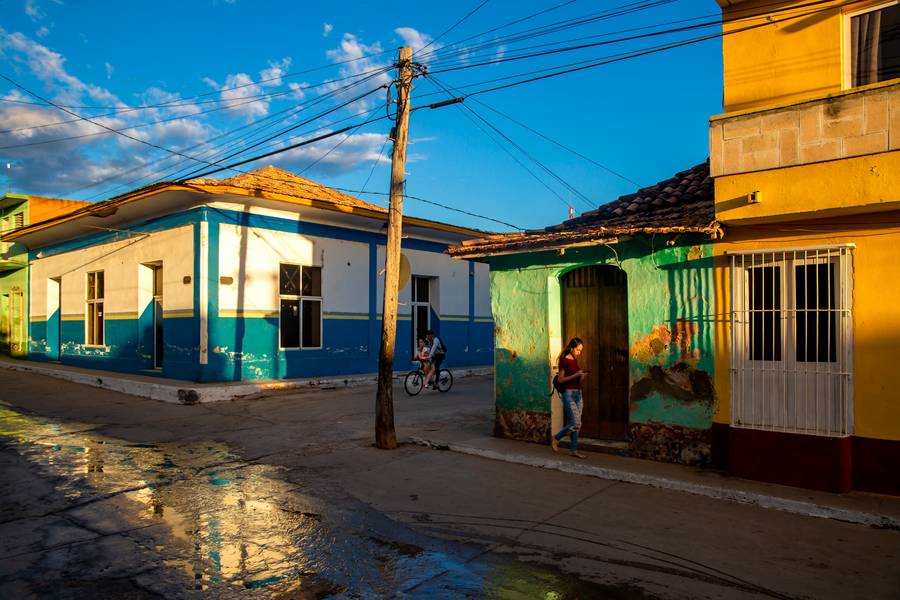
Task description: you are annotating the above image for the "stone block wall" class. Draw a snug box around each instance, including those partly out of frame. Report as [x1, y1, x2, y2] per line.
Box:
[710, 82, 900, 177]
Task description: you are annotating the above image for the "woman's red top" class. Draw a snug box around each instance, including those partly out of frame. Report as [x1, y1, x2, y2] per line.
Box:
[559, 354, 582, 390]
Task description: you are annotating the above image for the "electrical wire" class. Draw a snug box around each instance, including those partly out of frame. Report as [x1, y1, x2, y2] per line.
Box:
[467, 95, 643, 188]
[428, 74, 595, 210]
[0, 50, 396, 112]
[416, 0, 492, 57]
[360, 135, 390, 194]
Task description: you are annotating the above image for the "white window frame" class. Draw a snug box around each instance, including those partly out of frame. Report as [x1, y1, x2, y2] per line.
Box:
[85, 270, 105, 347]
[411, 275, 432, 354]
[842, 0, 900, 89]
[729, 246, 854, 436]
[278, 263, 323, 351]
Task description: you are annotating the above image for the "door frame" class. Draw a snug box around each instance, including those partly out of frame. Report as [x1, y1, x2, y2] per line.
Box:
[555, 264, 630, 440]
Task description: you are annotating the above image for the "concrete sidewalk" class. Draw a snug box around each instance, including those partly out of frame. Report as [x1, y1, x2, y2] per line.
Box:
[407, 424, 900, 530]
[0, 356, 491, 403]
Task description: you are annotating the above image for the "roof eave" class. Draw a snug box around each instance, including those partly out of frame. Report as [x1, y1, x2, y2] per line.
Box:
[448, 223, 724, 259]
[3, 180, 491, 244]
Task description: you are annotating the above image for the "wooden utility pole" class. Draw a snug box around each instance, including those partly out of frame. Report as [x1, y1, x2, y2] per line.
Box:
[375, 46, 413, 449]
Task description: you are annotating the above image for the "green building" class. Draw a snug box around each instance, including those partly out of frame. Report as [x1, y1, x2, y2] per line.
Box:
[0, 194, 87, 357]
[449, 161, 724, 466]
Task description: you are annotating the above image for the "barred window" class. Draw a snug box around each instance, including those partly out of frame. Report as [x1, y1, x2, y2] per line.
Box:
[279, 264, 322, 349]
[730, 247, 853, 436]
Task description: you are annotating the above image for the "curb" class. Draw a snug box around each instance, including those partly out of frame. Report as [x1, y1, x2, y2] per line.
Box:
[0, 360, 493, 404]
[408, 436, 900, 530]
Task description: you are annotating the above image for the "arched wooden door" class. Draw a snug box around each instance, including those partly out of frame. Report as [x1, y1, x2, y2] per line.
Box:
[562, 265, 629, 440]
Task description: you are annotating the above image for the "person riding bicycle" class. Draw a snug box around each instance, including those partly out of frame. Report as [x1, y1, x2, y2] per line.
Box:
[424, 330, 446, 390]
[415, 337, 432, 384]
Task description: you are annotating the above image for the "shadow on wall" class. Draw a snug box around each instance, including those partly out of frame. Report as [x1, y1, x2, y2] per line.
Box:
[494, 347, 553, 443]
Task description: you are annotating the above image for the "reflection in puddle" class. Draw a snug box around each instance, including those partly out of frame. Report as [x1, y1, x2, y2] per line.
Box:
[0, 405, 633, 598]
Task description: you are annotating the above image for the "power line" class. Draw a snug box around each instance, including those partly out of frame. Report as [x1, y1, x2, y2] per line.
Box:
[0, 50, 396, 113]
[429, 74, 595, 210]
[416, 0, 492, 57]
[418, 0, 579, 61]
[360, 135, 390, 194]
[470, 96, 644, 188]
[175, 83, 387, 180]
[434, 0, 848, 99]
[421, 0, 676, 65]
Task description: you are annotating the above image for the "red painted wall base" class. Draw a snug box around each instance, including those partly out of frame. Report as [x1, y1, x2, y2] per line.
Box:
[728, 427, 852, 493]
[721, 426, 900, 495]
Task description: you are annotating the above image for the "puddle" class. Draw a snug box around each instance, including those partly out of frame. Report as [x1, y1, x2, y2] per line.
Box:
[0, 404, 644, 598]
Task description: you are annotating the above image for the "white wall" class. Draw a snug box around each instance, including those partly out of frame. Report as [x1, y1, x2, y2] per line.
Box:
[217, 224, 369, 314]
[474, 262, 491, 318]
[376, 246, 471, 317]
[29, 225, 195, 319]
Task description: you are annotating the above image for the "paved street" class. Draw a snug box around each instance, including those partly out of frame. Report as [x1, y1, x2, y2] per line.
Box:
[1, 370, 898, 599]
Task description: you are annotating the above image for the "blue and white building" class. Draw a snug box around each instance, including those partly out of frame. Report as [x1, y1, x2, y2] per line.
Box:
[5, 166, 494, 381]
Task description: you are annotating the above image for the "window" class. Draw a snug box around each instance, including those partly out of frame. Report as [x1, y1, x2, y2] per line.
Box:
[279, 264, 322, 349]
[86, 271, 104, 345]
[848, 1, 900, 87]
[13, 212, 24, 229]
[411, 275, 431, 353]
[730, 248, 853, 436]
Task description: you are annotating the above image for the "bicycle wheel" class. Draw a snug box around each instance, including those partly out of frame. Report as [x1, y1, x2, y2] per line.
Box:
[404, 370, 424, 396]
[436, 369, 453, 393]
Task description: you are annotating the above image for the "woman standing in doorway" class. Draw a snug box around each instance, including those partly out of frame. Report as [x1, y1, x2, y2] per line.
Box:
[552, 337, 588, 459]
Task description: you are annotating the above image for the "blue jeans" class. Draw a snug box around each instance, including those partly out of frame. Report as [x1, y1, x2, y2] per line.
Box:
[554, 389, 583, 451]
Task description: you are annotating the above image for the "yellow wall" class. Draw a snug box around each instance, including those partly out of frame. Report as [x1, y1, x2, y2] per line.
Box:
[715, 150, 900, 224]
[713, 212, 900, 441]
[721, 0, 888, 112]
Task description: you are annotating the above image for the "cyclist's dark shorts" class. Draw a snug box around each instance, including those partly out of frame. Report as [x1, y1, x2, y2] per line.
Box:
[432, 353, 445, 371]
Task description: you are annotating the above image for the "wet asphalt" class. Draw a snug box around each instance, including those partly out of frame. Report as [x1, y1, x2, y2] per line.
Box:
[0, 376, 639, 599]
[2, 370, 899, 599]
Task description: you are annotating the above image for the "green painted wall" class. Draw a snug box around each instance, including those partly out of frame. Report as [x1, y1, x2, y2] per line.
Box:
[490, 234, 715, 431]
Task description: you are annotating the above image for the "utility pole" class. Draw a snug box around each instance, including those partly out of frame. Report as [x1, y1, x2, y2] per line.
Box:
[375, 47, 413, 450]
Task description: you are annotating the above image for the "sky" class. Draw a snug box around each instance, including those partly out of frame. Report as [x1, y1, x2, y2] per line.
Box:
[0, 0, 723, 232]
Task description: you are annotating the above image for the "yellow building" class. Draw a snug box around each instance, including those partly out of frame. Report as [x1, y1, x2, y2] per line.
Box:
[710, 0, 900, 494]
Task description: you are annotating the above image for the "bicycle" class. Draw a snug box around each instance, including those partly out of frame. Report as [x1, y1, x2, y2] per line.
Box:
[404, 362, 453, 395]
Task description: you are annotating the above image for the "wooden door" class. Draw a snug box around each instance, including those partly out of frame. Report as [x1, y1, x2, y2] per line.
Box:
[562, 266, 629, 440]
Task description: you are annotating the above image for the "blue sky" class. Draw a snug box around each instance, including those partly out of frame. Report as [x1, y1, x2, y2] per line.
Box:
[0, 0, 723, 231]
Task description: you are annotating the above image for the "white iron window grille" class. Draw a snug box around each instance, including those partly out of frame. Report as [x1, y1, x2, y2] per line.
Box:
[729, 246, 854, 436]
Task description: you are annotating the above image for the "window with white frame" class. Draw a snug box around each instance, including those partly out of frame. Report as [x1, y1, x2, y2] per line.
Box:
[847, 1, 900, 88]
[411, 275, 432, 353]
[279, 263, 322, 349]
[86, 271, 105, 346]
[730, 247, 853, 436]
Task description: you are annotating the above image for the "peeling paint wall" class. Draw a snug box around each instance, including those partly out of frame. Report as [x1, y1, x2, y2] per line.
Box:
[489, 235, 716, 464]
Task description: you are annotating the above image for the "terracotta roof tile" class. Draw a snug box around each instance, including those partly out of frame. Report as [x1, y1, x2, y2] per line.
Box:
[189, 165, 386, 213]
[448, 160, 718, 258]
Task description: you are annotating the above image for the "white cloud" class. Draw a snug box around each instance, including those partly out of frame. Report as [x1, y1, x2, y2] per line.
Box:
[494, 44, 507, 64]
[140, 87, 201, 117]
[24, 0, 45, 20]
[394, 27, 438, 55]
[324, 33, 392, 113]
[0, 27, 121, 106]
[259, 57, 291, 87]
[104, 62, 113, 80]
[36, 26, 49, 37]
[287, 82, 307, 100]
[271, 131, 390, 176]
[322, 23, 333, 37]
